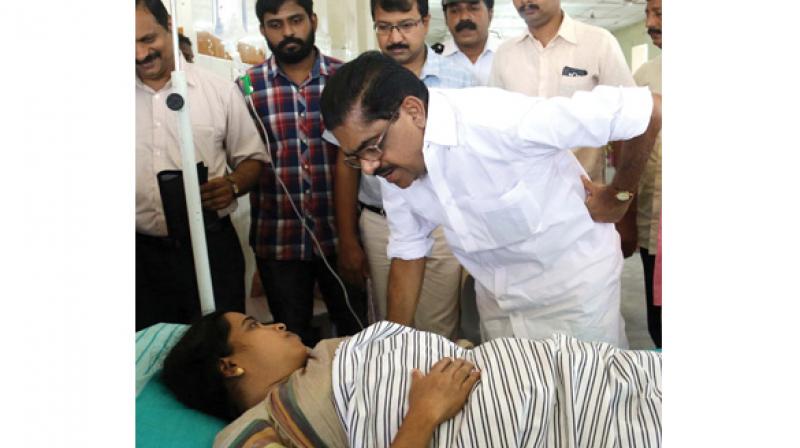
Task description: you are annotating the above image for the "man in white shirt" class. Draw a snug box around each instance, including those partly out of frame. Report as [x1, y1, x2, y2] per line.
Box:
[135, 0, 267, 330]
[321, 52, 661, 347]
[489, 0, 635, 183]
[333, 0, 475, 340]
[440, 0, 501, 86]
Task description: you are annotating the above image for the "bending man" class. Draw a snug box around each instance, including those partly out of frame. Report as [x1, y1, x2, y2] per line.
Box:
[320, 51, 661, 347]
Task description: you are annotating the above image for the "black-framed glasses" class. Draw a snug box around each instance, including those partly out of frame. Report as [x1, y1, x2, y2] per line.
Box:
[373, 17, 424, 36]
[342, 113, 398, 169]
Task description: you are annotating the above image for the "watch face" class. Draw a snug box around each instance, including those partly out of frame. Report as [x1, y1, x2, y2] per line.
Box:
[615, 191, 633, 201]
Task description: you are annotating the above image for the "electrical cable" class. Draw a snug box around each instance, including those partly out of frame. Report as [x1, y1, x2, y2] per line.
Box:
[239, 74, 365, 331]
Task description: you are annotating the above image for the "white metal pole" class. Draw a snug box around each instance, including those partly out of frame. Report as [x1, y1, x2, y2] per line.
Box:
[169, 0, 216, 315]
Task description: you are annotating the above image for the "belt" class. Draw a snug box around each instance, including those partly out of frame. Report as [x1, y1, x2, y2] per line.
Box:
[358, 201, 385, 217]
[137, 215, 233, 249]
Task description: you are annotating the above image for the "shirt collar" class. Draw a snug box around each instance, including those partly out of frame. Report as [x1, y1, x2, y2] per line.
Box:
[266, 47, 326, 83]
[516, 11, 578, 46]
[423, 89, 459, 147]
[420, 46, 443, 83]
[441, 34, 501, 58]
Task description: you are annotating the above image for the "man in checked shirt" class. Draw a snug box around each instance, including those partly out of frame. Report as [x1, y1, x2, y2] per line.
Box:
[239, 0, 366, 346]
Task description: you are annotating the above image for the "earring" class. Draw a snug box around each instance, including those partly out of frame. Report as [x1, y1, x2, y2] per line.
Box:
[233, 367, 245, 377]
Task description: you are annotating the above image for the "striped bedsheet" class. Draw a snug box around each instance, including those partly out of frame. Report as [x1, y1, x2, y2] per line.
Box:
[332, 321, 661, 448]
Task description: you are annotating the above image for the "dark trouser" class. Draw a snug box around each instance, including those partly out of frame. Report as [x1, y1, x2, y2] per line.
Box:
[256, 255, 367, 346]
[640, 247, 662, 348]
[136, 216, 245, 331]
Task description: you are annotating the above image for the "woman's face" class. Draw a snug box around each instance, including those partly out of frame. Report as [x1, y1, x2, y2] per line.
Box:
[223, 312, 309, 381]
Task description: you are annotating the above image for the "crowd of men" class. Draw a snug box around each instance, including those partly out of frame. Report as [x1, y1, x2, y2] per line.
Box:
[135, 0, 663, 348]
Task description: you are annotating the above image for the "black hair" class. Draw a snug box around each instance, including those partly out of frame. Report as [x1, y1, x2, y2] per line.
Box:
[321, 51, 428, 132]
[370, 0, 429, 20]
[256, 0, 314, 26]
[161, 311, 239, 421]
[136, 0, 170, 31]
[178, 33, 192, 46]
[442, 0, 494, 11]
[484, 0, 494, 8]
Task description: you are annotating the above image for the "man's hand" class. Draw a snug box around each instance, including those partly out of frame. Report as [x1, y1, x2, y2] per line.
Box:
[200, 176, 236, 211]
[338, 239, 370, 289]
[406, 358, 481, 424]
[615, 195, 639, 258]
[581, 175, 633, 223]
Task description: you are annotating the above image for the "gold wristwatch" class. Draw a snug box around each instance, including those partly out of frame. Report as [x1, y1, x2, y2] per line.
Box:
[613, 189, 635, 202]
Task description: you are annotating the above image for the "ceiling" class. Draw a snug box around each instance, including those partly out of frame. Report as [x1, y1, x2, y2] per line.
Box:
[427, 0, 648, 44]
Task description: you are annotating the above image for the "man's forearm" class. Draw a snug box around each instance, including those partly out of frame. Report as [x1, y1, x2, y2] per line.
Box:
[387, 258, 426, 326]
[334, 151, 362, 247]
[229, 159, 263, 195]
[611, 93, 662, 193]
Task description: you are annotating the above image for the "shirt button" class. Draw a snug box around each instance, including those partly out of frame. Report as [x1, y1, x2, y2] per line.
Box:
[304, 189, 310, 195]
[155, 122, 161, 127]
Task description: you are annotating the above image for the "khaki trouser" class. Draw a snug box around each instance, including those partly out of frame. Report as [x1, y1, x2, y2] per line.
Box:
[359, 209, 462, 339]
[572, 146, 606, 183]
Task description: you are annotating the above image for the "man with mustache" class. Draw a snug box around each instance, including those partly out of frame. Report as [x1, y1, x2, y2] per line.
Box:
[440, 0, 501, 86]
[619, 0, 662, 347]
[135, 0, 268, 330]
[322, 51, 662, 347]
[332, 0, 476, 341]
[489, 0, 636, 184]
[238, 0, 366, 346]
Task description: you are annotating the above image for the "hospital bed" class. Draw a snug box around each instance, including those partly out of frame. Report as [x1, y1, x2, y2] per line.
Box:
[136, 322, 225, 448]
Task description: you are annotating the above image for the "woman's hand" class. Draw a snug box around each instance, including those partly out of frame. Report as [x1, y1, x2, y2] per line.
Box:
[408, 357, 481, 424]
[391, 357, 481, 447]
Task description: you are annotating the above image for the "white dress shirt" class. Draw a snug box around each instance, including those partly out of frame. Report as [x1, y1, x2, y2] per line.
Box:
[380, 85, 652, 346]
[440, 34, 502, 86]
[488, 13, 635, 182]
[136, 56, 268, 236]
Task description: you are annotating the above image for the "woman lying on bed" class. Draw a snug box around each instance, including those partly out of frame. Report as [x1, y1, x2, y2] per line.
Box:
[162, 311, 662, 448]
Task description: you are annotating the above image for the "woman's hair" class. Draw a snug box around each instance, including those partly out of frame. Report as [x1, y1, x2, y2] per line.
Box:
[161, 311, 240, 421]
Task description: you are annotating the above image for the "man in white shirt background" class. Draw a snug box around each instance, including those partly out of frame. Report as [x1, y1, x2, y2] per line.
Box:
[135, 0, 267, 330]
[489, 0, 635, 183]
[440, 0, 501, 86]
[321, 52, 661, 347]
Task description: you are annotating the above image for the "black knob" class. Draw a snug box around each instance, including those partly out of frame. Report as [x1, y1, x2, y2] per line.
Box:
[166, 93, 185, 111]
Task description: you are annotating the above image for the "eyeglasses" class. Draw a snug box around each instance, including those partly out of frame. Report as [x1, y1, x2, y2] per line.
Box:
[373, 17, 424, 36]
[342, 114, 398, 169]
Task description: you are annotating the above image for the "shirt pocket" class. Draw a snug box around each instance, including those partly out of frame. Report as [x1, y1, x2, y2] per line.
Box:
[455, 180, 542, 252]
[190, 125, 221, 168]
[558, 74, 594, 98]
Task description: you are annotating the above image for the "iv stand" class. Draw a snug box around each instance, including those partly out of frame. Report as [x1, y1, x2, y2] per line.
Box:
[167, 0, 216, 315]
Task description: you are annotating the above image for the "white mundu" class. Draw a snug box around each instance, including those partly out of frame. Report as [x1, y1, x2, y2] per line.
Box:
[381, 85, 654, 347]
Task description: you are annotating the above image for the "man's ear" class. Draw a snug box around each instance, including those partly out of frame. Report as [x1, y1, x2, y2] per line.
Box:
[167, 16, 173, 33]
[401, 96, 427, 129]
[219, 358, 245, 379]
[311, 13, 318, 32]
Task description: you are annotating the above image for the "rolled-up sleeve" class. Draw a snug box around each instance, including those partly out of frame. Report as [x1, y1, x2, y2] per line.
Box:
[380, 179, 436, 260]
[225, 83, 269, 167]
[517, 85, 653, 152]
